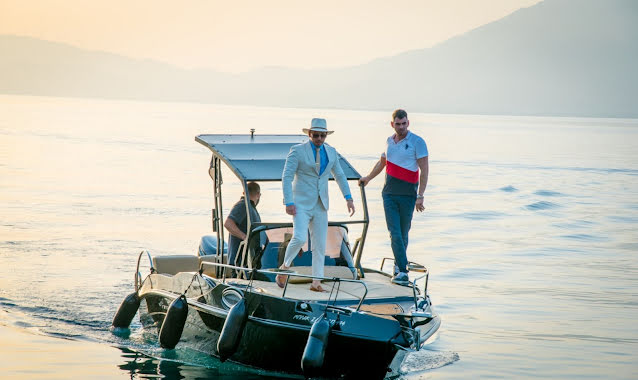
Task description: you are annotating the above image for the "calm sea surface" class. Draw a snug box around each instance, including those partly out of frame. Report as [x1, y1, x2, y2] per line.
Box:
[1, 95, 637, 379]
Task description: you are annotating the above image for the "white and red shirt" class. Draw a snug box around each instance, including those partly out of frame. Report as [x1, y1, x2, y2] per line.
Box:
[382, 131, 428, 196]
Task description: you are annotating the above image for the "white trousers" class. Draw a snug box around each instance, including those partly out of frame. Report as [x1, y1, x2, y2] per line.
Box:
[283, 199, 328, 278]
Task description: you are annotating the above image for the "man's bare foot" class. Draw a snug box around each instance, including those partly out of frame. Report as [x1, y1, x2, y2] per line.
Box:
[309, 281, 326, 292]
[275, 265, 290, 288]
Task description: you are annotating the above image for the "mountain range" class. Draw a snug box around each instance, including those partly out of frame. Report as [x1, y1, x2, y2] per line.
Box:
[1, 0, 636, 117]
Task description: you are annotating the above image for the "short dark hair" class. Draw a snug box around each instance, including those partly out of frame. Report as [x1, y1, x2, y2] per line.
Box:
[247, 181, 260, 195]
[392, 109, 408, 120]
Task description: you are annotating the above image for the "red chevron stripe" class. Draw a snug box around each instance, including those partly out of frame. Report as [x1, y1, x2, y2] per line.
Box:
[386, 160, 419, 184]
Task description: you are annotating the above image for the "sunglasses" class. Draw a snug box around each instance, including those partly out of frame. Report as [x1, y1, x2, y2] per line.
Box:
[312, 133, 327, 138]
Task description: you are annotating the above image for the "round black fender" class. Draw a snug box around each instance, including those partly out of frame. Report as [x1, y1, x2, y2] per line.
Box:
[217, 297, 248, 362]
[112, 292, 140, 328]
[159, 295, 188, 349]
[301, 317, 331, 377]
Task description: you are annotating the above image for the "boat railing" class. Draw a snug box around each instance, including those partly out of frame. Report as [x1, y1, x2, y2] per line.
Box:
[199, 261, 369, 311]
[380, 257, 430, 310]
[135, 250, 154, 292]
[273, 270, 369, 311]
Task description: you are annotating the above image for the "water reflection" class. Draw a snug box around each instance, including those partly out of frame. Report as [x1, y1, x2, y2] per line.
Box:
[117, 347, 291, 380]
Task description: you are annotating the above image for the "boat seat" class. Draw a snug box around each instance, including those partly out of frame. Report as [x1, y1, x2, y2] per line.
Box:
[152, 254, 232, 278]
[152, 255, 200, 275]
[200, 254, 231, 277]
[250, 226, 355, 283]
[258, 241, 339, 270]
[197, 234, 231, 278]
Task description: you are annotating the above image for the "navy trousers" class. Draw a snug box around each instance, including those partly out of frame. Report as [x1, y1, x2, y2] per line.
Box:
[382, 193, 416, 274]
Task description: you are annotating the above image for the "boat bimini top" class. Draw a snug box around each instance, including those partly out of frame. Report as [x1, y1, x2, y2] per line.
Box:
[195, 134, 361, 181]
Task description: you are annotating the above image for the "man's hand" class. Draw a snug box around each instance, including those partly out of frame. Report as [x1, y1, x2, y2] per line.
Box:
[346, 199, 355, 216]
[286, 204, 297, 216]
[358, 157, 385, 187]
[415, 197, 425, 212]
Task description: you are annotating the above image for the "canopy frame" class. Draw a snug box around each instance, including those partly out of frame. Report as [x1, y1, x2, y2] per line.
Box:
[195, 133, 370, 278]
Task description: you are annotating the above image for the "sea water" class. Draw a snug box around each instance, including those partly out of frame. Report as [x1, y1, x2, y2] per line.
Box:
[0, 95, 637, 379]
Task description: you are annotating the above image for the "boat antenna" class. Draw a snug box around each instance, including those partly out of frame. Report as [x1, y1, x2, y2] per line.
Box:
[250, 128, 255, 138]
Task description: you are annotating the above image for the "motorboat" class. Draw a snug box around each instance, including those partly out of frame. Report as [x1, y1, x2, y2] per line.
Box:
[112, 132, 440, 379]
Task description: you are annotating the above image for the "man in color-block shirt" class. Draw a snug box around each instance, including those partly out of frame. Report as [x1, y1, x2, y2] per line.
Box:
[359, 109, 429, 285]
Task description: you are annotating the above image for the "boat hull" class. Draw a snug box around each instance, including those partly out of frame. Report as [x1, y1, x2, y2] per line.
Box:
[139, 276, 434, 379]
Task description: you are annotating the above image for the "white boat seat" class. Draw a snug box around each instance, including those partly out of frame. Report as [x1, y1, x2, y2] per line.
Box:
[152, 254, 229, 278]
[152, 255, 200, 275]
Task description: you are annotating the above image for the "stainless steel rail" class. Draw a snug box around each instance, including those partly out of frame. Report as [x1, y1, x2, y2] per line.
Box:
[135, 250, 154, 292]
[380, 257, 430, 309]
[199, 261, 369, 311]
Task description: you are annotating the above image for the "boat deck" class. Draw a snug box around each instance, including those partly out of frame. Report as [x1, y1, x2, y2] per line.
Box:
[226, 271, 416, 303]
[147, 255, 419, 306]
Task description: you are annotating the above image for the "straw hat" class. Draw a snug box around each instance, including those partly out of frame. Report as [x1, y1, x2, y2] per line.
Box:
[302, 118, 334, 135]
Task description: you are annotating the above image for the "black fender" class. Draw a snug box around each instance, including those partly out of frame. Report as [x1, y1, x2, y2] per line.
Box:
[301, 317, 331, 377]
[159, 295, 188, 349]
[217, 297, 248, 362]
[112, 292, 140, 328]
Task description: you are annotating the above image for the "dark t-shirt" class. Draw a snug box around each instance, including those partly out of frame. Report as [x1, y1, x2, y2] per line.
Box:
[227, 197, 261, 266]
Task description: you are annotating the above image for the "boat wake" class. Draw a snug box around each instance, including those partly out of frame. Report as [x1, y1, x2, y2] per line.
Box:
[400, 349, 460, 374]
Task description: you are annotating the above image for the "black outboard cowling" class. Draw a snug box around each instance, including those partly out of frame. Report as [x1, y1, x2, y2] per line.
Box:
[112, 292, 140, 328]
[159, 295, 188, 349]
[217, 297, 248, 362]
[301, 317, 331, 377]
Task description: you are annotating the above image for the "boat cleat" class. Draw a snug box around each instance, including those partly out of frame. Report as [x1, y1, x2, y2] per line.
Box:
[407, 310, 433, 318]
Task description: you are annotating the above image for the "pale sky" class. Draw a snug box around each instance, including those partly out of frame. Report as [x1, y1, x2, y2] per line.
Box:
[0, 0, 541, 73]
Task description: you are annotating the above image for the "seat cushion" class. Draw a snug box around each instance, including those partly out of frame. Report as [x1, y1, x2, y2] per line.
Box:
[152, 255, 200, 275]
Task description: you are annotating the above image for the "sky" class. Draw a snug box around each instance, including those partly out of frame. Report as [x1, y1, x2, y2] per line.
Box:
[0, 0, 541, 73]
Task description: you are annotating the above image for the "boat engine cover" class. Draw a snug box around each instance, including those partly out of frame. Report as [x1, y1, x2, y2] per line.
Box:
[198, 235, 228, 256]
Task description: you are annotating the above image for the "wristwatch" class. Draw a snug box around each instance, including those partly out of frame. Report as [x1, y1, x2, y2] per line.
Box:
[416, 194, 424, 199]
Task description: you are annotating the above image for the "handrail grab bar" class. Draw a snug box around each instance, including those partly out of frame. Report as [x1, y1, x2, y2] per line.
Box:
[199, 261, 368, 311]
[135, 250, 154, 292]
[379, 257, 430, 309]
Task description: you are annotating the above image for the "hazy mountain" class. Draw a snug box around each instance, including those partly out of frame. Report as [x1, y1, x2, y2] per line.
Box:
[1, 0, 636, 117]
[0, 36, 231, 103]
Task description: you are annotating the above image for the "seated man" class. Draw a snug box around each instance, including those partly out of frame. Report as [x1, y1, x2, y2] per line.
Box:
[224, 182, 261, 272]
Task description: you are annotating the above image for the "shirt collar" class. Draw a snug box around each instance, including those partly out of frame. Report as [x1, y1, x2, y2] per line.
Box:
[391, 131, 410, 143]
[240, 196, 257, 208]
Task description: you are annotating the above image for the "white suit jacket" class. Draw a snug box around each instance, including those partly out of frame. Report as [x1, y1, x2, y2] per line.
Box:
[282, 141, 351, 210]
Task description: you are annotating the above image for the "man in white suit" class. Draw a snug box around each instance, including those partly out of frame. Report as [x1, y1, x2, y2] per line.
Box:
[276, 118, 355, 292]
